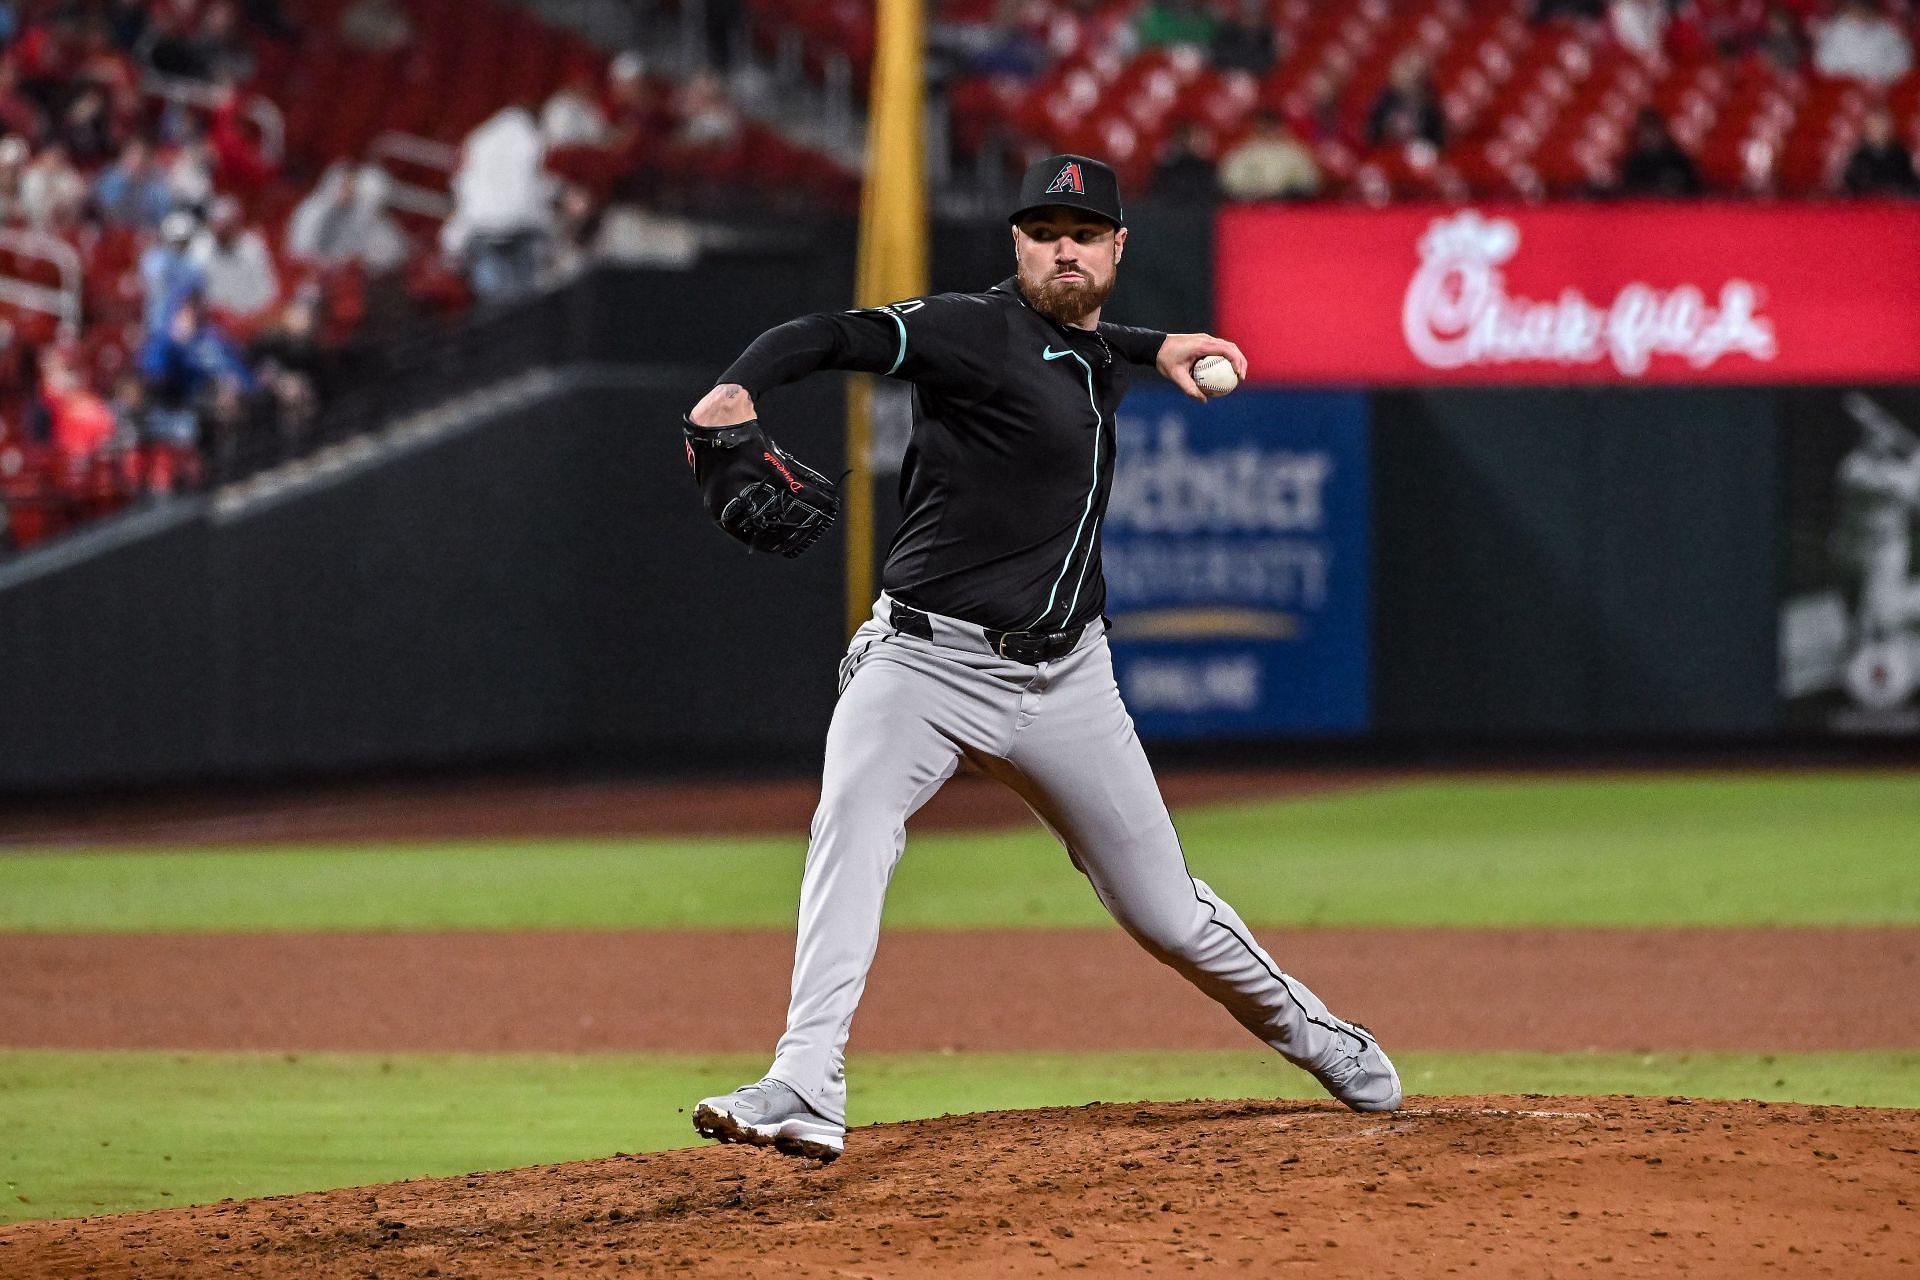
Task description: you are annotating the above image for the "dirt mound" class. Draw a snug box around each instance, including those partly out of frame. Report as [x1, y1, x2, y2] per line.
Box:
[6, 1095, 1915, 1278]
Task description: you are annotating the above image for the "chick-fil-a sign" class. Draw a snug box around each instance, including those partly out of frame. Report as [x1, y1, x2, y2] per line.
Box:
[1218, 203, 1920, 385]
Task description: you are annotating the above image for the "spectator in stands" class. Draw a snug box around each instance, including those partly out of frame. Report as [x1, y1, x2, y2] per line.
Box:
[74, 13, 143, 125]
[197, 4, 256, 84]
[338, 0, 414, 54]
[206, 81, 274, 201]
[1609, 0, 1667, 58]
[143, 0, 253, 84]
[1535, 0, 1606, 21]
[961, 17, 1047, 79]
[139, 3, 204, 80]
[1843, 105, 1920, 193]
[606, 50, 676, 143]
[1211, 0, 1278, 76]
[1218, 109, 1322, 201]
[104, 0, 146, 51]
[54, 85, 115, 167]
[1617, 106, 1702, 194]
[1814, 0, 1913, 86]
[140, 210, 207, 331]
[1151, 123, 1221, 202]
[190, 195, 279, 328]
[0, 58, 48, 142]
[20, 141, 86, 229]
[542, 67, 612, 149]
[1055, 0, 1139, 61]
[1754, 4, 1810, 72]
[545, 181, 603, 286]
[139, 288, 253, 465]
[249, 286, 329, 404]
[1285, 67, 1346, 146]
[0, 134, 26, 223]
[93, 136, 174, 228]
[1666, 0, 1766, 60]
[14, 10, 84, 110]
[1135, 0, 1215, 50]
[38, 344, 120, 479]
[246, 291, 322, 453]
[440, 103, 553, 304]
[108, 370, 156, 458]
[677, 70, 742, 148]
[546, 52, 670, 204]
[163, 131, 216, 213]
[1368, 50, 1446, 149]
[285, 160, 409, 274]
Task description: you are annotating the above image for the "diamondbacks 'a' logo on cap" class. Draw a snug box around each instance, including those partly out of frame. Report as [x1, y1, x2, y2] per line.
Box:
[1045, 161, 1085, 195]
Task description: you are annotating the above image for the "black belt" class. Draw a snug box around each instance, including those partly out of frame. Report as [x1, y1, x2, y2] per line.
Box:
[889, 601, 1084, 664]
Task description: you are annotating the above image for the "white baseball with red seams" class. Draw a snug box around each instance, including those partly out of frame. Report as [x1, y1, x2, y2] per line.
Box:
[1192, 354, 1239, 396]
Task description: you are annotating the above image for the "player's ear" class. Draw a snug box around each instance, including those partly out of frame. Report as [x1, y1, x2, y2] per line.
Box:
[1114, 226, 1127, 262]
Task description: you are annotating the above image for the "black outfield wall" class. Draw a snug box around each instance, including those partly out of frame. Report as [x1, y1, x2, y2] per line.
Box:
[1370, 386, 1782, 738]
[0, 377, 846, 792]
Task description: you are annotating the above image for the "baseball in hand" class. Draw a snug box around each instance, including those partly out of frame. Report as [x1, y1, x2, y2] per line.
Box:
[1192, 355, 1239, 397]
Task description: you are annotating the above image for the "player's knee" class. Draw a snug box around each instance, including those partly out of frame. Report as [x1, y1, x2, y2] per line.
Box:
[810, 784, 904, 842]
[1116, 903, 1212, 962]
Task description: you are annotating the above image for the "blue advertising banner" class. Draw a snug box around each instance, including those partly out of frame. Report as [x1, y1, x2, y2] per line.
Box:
[1104, 388, 1371, 738]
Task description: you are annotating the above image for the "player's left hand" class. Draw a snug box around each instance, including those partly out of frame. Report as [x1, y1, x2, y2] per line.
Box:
[1157, 333, 1249, 401]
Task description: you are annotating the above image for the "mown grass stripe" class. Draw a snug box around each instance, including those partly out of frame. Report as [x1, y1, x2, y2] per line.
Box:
[1, 775, 1915, 931]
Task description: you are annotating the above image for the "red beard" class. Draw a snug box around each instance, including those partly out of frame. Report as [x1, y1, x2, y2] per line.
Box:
[1018, 262, 1116, 327]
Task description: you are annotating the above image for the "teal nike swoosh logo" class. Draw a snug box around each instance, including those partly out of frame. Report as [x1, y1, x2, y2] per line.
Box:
[1043, 346, 1073, 360]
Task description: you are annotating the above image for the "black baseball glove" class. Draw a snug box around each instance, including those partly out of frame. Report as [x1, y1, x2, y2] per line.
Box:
[682, 417, 840, 559]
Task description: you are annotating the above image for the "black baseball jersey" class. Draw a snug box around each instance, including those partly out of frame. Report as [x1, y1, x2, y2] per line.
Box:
[719, 278, 1166, 633]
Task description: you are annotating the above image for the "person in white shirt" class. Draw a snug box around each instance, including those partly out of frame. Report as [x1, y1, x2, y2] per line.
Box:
[439, 104, 554, 302]
[1217, 109, 1322, 200]
[189, 194, 280, 324]
[1814, 0, 1913, 86]
[285, 161, 410, 275]
[541, 68, 612, 149]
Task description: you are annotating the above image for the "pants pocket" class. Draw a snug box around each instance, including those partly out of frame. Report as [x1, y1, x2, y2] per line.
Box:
[837, 637, 879, 695]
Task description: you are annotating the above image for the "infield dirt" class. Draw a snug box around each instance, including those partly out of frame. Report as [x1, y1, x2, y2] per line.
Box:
[5, 1095, 1916, 1278]
[5, 927, 1918, 1053]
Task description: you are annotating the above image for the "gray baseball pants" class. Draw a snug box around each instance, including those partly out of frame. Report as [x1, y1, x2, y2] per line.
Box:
[767, 594, 1358, 1125]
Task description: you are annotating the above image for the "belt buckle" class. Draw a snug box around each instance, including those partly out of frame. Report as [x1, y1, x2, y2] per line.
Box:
[994, 632, 1020, 659]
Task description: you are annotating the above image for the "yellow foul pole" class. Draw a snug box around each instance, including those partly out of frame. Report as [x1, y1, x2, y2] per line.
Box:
[846, 0, 927, 635]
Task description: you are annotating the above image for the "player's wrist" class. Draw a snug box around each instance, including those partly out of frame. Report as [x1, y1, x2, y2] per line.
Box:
[688, 383, 758, 428]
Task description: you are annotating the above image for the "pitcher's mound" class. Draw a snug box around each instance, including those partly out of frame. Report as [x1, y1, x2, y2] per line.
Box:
[6, 1095, 1916, 1277]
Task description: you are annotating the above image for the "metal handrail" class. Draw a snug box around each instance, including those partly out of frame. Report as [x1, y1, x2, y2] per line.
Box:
[142, 71, 287, 166]
[0, 229, 83, 340]
[368, 130, 459, 219]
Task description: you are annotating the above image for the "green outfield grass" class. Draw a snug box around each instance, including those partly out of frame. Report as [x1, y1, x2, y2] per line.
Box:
[2, 1047, 1915, 1224]
[1, 774, 1916, 930]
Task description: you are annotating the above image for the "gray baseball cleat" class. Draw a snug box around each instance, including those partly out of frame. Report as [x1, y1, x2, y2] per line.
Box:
[1307, 1018, 1403, 1113]
[693, 1077, 845, 1161]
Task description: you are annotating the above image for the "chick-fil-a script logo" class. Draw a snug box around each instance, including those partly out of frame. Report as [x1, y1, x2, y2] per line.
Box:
[1400, 211, 1778, 377]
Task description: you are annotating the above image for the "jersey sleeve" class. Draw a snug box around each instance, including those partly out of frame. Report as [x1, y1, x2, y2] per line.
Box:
[717, 292, 1005, 401]
[1100, 323, 1168, 367]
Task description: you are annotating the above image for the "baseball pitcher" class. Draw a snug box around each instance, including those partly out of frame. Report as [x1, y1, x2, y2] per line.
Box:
[682, 154, 1399, 1162]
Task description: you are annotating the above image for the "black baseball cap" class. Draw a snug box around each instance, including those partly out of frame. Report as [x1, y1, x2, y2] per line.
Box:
[1009, 153, 1125, 229]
